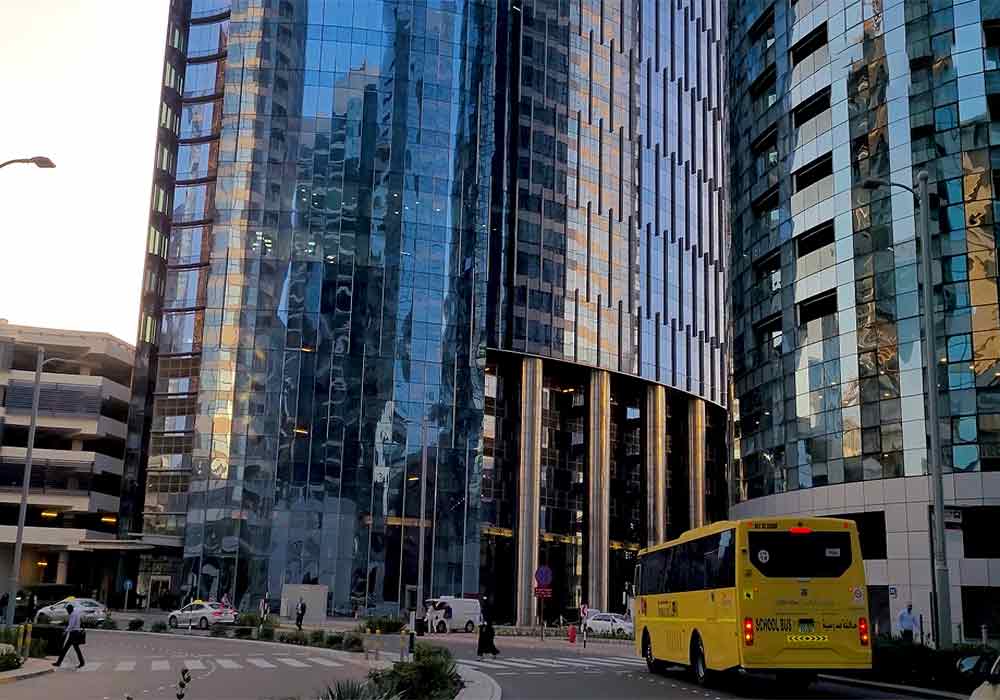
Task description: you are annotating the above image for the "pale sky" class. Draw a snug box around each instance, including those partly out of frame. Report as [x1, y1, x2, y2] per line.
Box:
[0, 0, 169, 344]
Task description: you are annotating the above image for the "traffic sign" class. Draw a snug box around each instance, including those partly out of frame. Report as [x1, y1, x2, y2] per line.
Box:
[534, 565, 552, 587]
[534, 586, 552, 599]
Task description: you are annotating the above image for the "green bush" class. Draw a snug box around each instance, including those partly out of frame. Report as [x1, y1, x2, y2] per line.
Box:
[258, 626, 275, 641]
[128, 618, 145, 631]
[0, 651, 22, 673]
[364, 616, 406, 634]
[310, 629, 327, 646]
[210, 625, 229, 638]
[278, 631, 308, 645]
[28, 638, 47, 659]
[150, 622, 168, 633]
[325, 632, 345, 648]
[341, 632, 364, 652]
[369, 644, 462, 700]
[322, 679, 400, 700]
[234, 627, 253, 639]
[99, 618, 118, 630]
[239, 613, 274, 629]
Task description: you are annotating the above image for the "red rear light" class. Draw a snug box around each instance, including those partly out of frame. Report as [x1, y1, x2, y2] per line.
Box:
[212, 611, 222, 617]
[743, 617, 754, 646]
[789, 526, 813, 535]
[858, 617, 869, 646]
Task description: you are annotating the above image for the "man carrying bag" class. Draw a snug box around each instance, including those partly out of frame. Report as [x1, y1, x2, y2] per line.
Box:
[53, 602, 86, 668]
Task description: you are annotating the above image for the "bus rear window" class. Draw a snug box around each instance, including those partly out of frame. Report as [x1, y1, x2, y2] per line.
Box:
[748, 531, 853, 578]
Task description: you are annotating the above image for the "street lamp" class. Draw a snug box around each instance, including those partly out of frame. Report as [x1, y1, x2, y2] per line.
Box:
[3, 347, 89, 626]
[862, 170, 952, 649]
[0, 156, 56, 170]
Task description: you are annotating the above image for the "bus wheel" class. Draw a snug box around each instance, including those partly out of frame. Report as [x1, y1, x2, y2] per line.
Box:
[690, 633, 709, 686]
[642, 631, 663, 674]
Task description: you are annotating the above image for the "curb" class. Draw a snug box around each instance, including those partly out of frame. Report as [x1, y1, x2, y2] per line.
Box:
[456, 664, 502, 700]
[819, 674, 967, 700]
[0, 665, 54, 685]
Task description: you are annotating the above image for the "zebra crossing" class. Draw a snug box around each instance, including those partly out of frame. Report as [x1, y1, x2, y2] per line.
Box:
[75, 656, 346, 673]
[457, 654, 646, 675]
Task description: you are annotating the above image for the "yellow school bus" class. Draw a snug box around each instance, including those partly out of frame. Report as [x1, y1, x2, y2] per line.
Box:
[633, 517, 871, 691]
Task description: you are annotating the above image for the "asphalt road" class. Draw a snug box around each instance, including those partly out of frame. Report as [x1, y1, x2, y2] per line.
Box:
[425, 633, 932, 699]
[5, 630, 372, 700]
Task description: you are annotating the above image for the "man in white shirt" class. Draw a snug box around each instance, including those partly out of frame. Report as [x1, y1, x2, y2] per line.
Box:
[53, 603, 85, 668]
[898, 603, 918, 644]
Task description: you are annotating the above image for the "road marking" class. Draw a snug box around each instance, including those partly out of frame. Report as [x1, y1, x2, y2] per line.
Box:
[306, 657, 343, 667]
[276, 657, 310, 668]
[114, 661, 136, 672]
[554, 657, 626, 668]
[246, 658, 276, 669]
[215, 658, 242, 669]
[79, 662, 103, 672]
[183, 660, 206, 671]
[151, 660, 170, 671]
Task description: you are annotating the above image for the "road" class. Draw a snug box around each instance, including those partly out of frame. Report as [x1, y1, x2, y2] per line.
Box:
[5, 630, 372, 700]
[425, 633, 931, 699]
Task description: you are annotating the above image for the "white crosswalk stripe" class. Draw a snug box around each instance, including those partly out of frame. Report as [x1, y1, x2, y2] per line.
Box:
[78, 662, 103, 672]
[459, 655, 642, 672]
[306, 657, 343, 667]
[183, 659, 207, 671]
[151, 659, 170, 671]
[556, 656, 632, 667]
[276, 657, 310, 668]
[246, 658, 276, 669]
[114, 661, 136, 672]
[215, 658, 242, 669]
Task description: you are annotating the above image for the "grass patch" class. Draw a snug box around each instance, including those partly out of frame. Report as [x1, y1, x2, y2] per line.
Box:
[128, 618, 145, 631]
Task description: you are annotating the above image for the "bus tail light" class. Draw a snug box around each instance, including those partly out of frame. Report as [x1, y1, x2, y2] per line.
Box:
[743, 618, 754, 646]
[789, 526, 813, 535]
[858, 617, 870, 646]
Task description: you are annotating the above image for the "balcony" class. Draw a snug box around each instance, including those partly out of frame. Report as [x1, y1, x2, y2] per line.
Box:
[0, 446, 123, 476]
[0, 488, 119, 513]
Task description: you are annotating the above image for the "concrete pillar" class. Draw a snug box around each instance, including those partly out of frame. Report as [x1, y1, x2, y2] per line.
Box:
[688, 397, 706, 529]
[515, 357, 543, 627]
[587, 369, 611, 612]
[56, 551, 69, 584]
[645, 384, 667, 546]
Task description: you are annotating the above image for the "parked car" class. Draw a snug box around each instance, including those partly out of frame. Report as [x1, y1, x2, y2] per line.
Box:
[424, 596, 482, 633]
[13, 584, 78, 622]
[971, 654, 1000, 699]
[35, 597, 108, 625]
[167, 601, 237, 629]
[584, 612, 633, 637]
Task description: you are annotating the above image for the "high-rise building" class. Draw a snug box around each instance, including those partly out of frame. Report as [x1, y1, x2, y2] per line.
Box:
[0, 321, 133, 599]
[729, 0, 1000, 641]
[129, 0, 728, 623]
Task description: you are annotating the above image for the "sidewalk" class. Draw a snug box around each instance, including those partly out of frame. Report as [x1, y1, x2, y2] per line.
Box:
[820, 674, 968, 700]
[0, 658, 54, 685]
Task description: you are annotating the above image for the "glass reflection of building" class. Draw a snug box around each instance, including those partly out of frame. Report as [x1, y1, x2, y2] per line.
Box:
[130, 0, 729, 624]
[729, 0, 1000, 641]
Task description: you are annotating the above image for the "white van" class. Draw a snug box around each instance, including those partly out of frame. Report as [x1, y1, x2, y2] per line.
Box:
[424, 596, 482, 633]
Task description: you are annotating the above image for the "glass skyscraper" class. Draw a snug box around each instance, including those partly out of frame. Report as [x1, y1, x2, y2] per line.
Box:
[128, 0, 728, 624]
[729, 0, 1000, 641]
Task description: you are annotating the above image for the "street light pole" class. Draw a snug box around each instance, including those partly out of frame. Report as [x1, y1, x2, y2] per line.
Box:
[863, 170, 952, 649]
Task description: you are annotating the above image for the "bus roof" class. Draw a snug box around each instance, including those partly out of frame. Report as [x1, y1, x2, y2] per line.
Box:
[638, 516, 858, 556]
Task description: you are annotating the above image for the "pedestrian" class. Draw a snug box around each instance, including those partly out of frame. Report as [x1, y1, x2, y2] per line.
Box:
[477, 619, 499, 659]
[53, 603, 85, 669]
[295, 597, 306, 631]
[0, 592, 7, 619]
[898, 602, 918, 644]
[221, 592, 231, 609]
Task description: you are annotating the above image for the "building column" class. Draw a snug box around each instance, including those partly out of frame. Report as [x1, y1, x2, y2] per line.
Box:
[515, 357, 543, 627]
[688, 397, 706, 529]
[645, 384, 667, 546]
[56, 551, 69, 584]
[587, 369, 611, 612]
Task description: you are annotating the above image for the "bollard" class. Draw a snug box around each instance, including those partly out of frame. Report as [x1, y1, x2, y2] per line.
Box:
[399, 630, 406, 662]
[982, 624, 989, 646]
[24, 623, 32, 657]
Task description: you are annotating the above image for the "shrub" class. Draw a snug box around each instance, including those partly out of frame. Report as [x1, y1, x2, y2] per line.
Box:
[341, 632, 364, 652]
[325, 632, 345, 648]
[0, 651, 22, 673]
[210, 625, 228, 638]
[258, 626, 275, 641]
[99, 618, 118, 630]
[28, 638, 47, 659]
[151, 622, 168, 633]
[278, 631, 308, 645]
[128, 618, 145, 631]
[364, 616, 406, 634]
[310, 629, 327, 646]
[239, 613, 274, 629]
[234, 627, 252, 639]
[369, 643, 462, 700]
[322, 679, 400, 700]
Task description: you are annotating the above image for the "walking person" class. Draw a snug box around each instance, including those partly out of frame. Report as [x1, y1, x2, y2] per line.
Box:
[476, 619, 499, 659]
[53, 603, 85, 669]
[898, 603, 918, 644]
[295, 597, 306, 631]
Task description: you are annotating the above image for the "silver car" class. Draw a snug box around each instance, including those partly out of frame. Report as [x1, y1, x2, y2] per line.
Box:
[34, 597, 107, 625]
[167, 601, 237, 629]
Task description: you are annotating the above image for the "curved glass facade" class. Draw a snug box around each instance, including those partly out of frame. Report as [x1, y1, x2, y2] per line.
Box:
[131, 0, 729, 622]
[729, 0, 1000, 640]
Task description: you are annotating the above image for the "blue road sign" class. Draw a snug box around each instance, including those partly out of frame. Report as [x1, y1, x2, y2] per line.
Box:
[534, 565, 552, 587]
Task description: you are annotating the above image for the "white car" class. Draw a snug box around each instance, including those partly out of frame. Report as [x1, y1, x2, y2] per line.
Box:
[35, 597, 107, 625]
[971, 655, 1000, 699]
[167, 601, 237, 629]
[584, 613, 633, 637]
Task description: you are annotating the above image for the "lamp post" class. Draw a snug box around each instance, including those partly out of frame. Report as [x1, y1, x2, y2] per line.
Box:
[0, 156, 56, 170]
[862, 170, 952, 649]
[3, 347, 88, 626]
